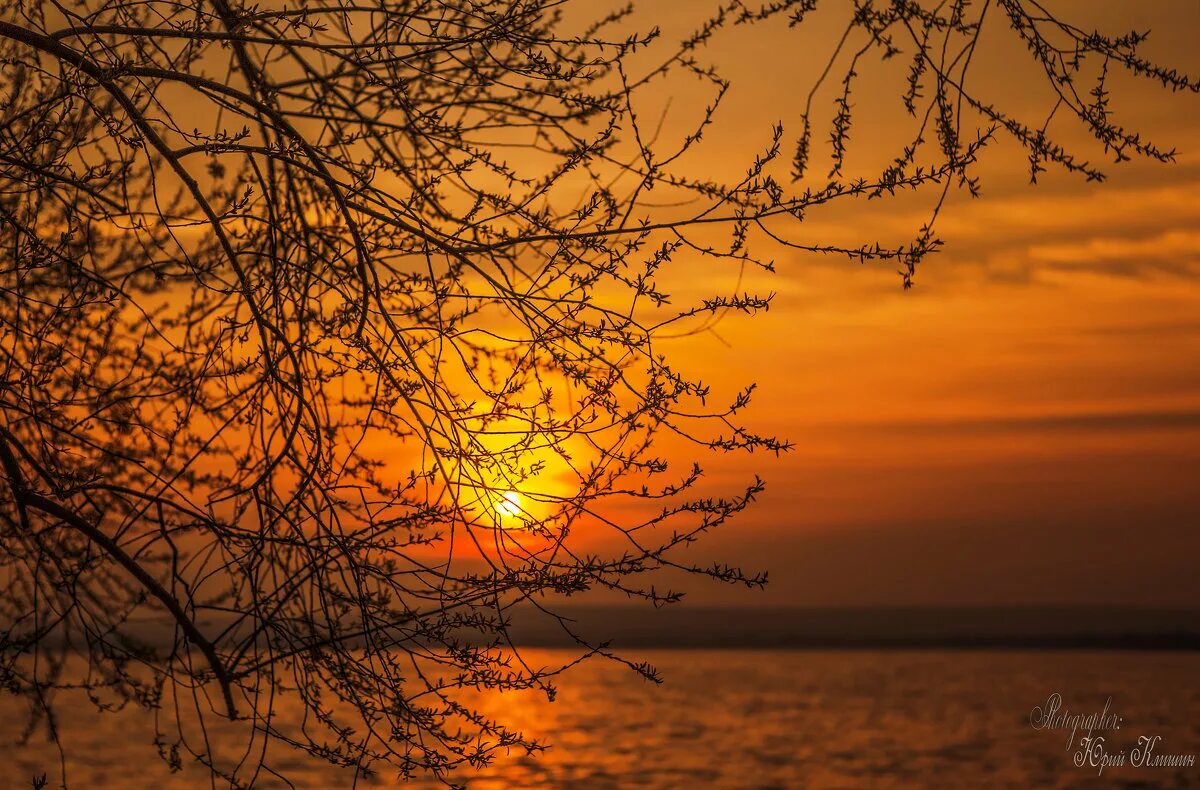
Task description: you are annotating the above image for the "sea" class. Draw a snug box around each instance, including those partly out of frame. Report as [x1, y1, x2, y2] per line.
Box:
[3, 649, 1198, 788]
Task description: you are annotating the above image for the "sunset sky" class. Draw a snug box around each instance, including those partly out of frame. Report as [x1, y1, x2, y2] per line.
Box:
[610, 0, 1200, 608]
[4, 4, 1199, 786]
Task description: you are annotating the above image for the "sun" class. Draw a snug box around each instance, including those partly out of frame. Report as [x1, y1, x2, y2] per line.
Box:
[494, 490, 523, 521]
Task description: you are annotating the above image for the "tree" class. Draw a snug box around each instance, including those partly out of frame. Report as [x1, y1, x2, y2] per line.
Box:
[0, 0, 1194, 785]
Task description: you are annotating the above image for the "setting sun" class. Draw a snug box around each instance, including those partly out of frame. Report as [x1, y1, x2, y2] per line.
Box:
[495, 491, 523, 521]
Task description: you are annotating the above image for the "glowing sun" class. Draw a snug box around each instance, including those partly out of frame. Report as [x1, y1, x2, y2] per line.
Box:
[494, 491, 522, 521]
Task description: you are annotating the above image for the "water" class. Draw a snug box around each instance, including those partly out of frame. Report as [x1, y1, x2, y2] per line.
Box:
[3, 650, 1198, 788]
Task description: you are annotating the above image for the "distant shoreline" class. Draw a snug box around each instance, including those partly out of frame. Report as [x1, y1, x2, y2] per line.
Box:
[66, 605, 1200, 653]
[504, 605, 1200, 651]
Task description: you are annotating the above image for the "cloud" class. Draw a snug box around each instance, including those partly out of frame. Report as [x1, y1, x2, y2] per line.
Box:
[1025, 229, 1200, 278]
[765, 171, 1200, 286]
[838, 409, 1200, 436]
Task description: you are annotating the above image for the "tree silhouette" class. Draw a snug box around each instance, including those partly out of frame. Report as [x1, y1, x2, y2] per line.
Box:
[0, 0, 1194, 785]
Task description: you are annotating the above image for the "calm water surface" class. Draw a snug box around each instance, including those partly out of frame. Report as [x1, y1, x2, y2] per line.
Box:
[3, 650, 1198, 788]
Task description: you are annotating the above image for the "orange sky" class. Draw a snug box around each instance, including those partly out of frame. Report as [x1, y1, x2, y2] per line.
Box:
[592, 0, 1200, 607]
[194, 1, 1200, 610]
